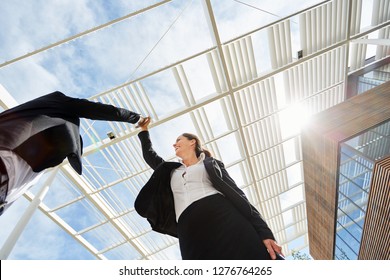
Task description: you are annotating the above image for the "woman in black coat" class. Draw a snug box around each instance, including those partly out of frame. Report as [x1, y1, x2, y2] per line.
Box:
[135, 119, 283, 260]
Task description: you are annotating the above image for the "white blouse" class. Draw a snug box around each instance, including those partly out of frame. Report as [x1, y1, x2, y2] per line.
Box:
[0, 150, 43, 207]
[170, 153, 221, 221]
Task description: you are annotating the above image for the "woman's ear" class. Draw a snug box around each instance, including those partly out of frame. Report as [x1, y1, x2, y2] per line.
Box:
[190, 139, 197, 147]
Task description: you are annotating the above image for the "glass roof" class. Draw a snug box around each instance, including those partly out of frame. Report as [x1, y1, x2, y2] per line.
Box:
[1, 0, 389, 260]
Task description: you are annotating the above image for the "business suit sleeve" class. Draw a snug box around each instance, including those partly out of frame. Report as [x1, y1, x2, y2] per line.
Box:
[137, 130, 165, 170]
[216, 160, 276, 241]
[59, 92, 141, 123]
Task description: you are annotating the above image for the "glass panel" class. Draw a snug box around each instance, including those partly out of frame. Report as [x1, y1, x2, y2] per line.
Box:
[55, 199, 106, 232]
[81, 222, 125, 251]
[104, 242, 143, 260]
[282, 209, 294, 227]
[335, 119, 390, 259]
[279, 184, 304, 210]
[286, 162, 303, 187]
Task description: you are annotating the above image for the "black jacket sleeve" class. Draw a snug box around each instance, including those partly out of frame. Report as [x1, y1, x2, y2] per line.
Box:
[212, 159, 276, 241]
[137, 130, 165, 170]
[1, 91, 141, 124]
[57, 92, 141, 123]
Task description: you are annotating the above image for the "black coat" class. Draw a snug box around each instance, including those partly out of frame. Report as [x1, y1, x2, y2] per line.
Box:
[135, 131, 276, 241]
[0, 91, 140, 174]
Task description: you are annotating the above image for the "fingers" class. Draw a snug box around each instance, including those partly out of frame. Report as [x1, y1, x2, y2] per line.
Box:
[263, 239, 283, 260]
[136, 116, 151, 129]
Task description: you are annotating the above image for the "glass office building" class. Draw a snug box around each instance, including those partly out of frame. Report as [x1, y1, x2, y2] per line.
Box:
[336, 120, 390, 259]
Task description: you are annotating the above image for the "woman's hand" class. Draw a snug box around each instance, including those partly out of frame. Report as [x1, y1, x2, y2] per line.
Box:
[263, 239, 283, 260]
[136, 116, 151, 131]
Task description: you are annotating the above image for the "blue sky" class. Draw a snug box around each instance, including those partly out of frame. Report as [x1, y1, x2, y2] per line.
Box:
[0, 0, 324, 260]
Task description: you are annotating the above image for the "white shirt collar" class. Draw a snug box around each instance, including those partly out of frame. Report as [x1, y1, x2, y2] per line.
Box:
[178, 152, 206, 166]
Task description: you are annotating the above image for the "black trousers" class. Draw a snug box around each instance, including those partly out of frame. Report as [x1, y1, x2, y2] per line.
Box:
[177, 194, 271, 260]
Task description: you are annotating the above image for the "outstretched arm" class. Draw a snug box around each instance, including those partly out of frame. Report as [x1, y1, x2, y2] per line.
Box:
[137, 118, 164, 170]
[60, 92, 141, 123]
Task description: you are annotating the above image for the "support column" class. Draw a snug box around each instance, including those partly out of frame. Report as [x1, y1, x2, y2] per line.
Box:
[0, 167, 58, 259]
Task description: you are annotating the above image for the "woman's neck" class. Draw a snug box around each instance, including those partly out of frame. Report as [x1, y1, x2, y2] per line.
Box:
[181, 153, 199, 167]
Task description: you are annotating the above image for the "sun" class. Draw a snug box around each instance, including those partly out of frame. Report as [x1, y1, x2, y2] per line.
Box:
[279, 103, 310, 138]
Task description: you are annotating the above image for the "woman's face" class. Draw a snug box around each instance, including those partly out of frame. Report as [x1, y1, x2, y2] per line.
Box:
[173, 135, 196, 158]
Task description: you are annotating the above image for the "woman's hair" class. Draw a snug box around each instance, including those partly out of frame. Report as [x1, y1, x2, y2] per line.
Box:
[182, 133, 212, 157]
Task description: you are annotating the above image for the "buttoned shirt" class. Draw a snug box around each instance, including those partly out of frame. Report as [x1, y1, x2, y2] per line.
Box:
[170, 153, 221, 221]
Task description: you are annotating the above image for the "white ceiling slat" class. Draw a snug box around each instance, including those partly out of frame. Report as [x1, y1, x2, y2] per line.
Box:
[326, 3, 332, 46]
[207, 51, 222, 94]
[376, 27, 390, 59]
[331, 0, 337, 44]
[248, 86, 257, 121]
[268, 25, 278, 70]
[300, 0, 349, 57]
[383, 0, 390, 23]
[274, 24, 283, 66]
[199, 107, 214, 141]
[307, 10, 313, 54]
[285, 69, 293, 104]
[303, 59, 309, 100]
[241, 38, 253, 82]
[224, 96, 237, 130]
[123, 85, 141, 119]
[285, 20, 293, 64]
[315, 8, 321, 53]
[247, 87, 256, 123]
[257, 122, 266, 152]
[212, 49, 228, 93]
[263, 118, 271, 149]
[299, 13, 307, 57]
[298, 63, 305, 100]
[294, 67, 300, 102]
[235, 40, 247, 83]
[270, 115, 279, 147]
[264, 80, 273, 116]
[223, 45, 237, 88]
[331, 48, 337, 85]
[243, 88, 252, 124]
[246, 36, 257, 80]
[322, 51, 330, 88]
[321, 5, 327, 48]
[223, 36, 257, 87]
[229, 43, 242, 86]
[269, 77, 278, 115]
[105, 94, 127, 135]
[350, 36, 368, 71]
[235, 90, 246, 124]
[258, 82, 267, 117]
[306, 59, 317, 95]
[267, 20, 292, 69]
[372, 0, 380, 25]
[336, 0, 343, 42]
[264, 79, 274, 116]
[135, 82, 157, 120]
[352, 0, 362, 36]
[131, 83, 151, 118]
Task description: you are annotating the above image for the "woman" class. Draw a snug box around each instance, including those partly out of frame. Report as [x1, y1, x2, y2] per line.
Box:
[135, 118, 282, 260]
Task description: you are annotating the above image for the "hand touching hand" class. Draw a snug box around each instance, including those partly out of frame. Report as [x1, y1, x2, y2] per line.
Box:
[136, 116, 151, 131]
